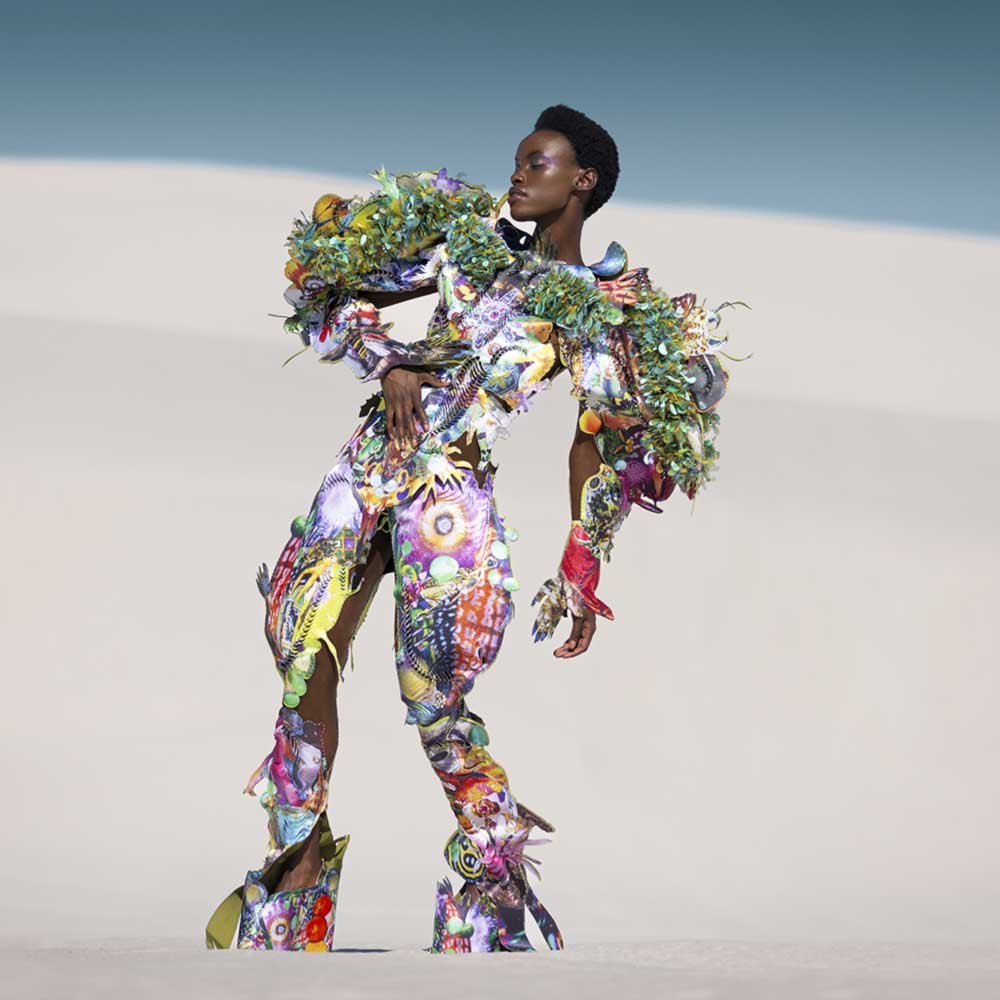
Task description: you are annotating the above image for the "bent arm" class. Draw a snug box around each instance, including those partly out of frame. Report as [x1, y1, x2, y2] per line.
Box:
[282, 167, 493, 381]
[364, 284, 440, 310]
[287, 291, 432, 383]
[287, 277, 472, 383]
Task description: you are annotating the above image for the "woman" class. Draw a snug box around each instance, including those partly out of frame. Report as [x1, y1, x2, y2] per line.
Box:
[206, 104, 737, 953]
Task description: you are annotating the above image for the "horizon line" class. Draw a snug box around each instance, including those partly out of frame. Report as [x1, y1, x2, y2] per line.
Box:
[4, 153, 998, 245]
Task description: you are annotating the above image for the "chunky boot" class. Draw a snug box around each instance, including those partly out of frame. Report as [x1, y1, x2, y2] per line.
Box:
[237, 813, 349, 951]
[430, 878, 499, 953]
[431, 816, 563, 953]
[417, 704, 563, 953]
[206, 707, 349, 951]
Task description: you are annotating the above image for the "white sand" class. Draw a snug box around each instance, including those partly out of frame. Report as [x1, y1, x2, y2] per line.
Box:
[4, 940, 1000, 999]
[1, 159, 999, 994]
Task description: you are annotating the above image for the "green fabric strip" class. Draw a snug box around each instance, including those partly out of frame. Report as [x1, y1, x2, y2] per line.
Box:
[204, 811, 349, 950]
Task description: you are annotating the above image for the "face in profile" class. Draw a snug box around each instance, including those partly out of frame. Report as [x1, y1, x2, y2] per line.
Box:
[508, 130, 594, 223]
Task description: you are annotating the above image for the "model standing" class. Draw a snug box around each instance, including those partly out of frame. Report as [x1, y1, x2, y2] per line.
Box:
[206, 104, 739, 953]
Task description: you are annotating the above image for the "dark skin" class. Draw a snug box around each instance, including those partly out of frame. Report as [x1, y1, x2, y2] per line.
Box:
[273, 131, 603, 892]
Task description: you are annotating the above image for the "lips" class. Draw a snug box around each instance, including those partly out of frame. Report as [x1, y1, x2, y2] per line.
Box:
[508, 189, 528, 200]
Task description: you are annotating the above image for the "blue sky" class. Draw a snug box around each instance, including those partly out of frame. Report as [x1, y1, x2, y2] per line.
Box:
[3, 0, 998, 235]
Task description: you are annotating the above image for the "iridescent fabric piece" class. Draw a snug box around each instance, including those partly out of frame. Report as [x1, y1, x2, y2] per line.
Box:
[206, 166, 741, 952]
[432, 878, 499, 953]
[237, 816, 348, 952]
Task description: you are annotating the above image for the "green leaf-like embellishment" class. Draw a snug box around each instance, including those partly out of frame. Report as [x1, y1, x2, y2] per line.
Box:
[445, 214, 515, 286]
[623, 286, 724, 497]
[285, 168, 497, 293]
[520, 267, 622, 338]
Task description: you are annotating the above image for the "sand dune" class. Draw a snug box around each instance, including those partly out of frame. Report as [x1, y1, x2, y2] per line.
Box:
[1, 161, 998, 975]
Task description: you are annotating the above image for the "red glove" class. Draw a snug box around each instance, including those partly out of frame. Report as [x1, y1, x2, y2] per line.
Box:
[559, 522, 615, 621]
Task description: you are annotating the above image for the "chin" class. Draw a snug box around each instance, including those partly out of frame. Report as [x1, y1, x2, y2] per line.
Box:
[508, 198, 532, 223]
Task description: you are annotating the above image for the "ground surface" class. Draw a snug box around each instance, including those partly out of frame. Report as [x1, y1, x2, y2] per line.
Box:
[4, 940, 1000, 1000]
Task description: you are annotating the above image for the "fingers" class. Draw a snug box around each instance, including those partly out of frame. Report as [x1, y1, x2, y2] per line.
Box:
[384, 400, 396, 446]
[399, 400, 417, 447]
[553, 613, 595, 658]
[399, 402, 419, 448]
[383, 390, 415, 449]
[553, 617, 583, 657]
[382, 371, 456, 451]
[414, 395, 430, 436]
[384, 398, 409, 450]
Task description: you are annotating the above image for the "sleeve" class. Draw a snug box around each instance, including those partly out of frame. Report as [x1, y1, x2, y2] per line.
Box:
[281, 167, 496, 381]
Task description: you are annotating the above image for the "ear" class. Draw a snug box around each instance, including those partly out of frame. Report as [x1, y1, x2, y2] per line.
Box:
[575, 166, 598, 194]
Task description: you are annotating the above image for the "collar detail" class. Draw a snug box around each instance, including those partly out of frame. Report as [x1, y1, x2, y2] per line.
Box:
[493, 219, 628, 280]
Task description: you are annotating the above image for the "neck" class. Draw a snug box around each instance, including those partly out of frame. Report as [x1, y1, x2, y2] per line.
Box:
[532, 209, 585, 266]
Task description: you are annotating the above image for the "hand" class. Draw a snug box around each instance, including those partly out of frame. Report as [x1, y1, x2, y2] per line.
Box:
[380, 367, 449, 450]
[530, 572, 605, 652]
[553, 608, 597, 658]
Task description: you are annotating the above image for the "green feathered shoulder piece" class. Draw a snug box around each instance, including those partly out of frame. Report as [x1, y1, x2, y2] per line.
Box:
[520, 265, 626, 338]
[284, 166, 501, 293]
[516, 231, 748, 500]
[624, 287, 709, 497]
[622, 283, 749, 499]
[443, 213, 517, 287]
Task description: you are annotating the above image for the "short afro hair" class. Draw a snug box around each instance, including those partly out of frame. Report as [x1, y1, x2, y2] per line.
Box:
[533, 104, 619, 218]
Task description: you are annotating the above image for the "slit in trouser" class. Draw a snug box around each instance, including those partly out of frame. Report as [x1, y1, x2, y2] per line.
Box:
[206, 462, 375, 950]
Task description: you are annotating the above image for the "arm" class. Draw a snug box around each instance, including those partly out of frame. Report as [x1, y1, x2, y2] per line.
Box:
[531, 402, 632, 655]
[282, 167, 494, 381]
[527, 268, 740, 653]
[364, 285, 440, 310]
[287, 287, 451, 383]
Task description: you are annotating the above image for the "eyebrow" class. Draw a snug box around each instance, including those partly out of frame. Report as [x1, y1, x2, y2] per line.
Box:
[514, 150, 551, 165]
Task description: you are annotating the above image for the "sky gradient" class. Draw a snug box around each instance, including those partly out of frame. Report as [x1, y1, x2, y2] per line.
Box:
[3, 0, 998, 235]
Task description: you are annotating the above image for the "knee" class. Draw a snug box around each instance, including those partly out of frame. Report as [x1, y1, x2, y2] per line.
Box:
[295, 644, 340, 718]
[407, 700, 460, 742]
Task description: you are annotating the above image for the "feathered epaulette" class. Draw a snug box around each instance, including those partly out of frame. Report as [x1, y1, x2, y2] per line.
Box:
[444, 213, 516, 287]
[520, 265, 626, 338]
[514, 231, 748, 500]
[624, 288, 747, 498]
[284, 167, 499, 294]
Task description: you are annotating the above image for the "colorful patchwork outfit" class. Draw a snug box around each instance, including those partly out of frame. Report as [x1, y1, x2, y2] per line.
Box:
[205, 167, 742, 953]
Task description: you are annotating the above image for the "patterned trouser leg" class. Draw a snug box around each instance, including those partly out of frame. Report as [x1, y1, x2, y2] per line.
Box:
[207, 458, 377, 951]
[389, 468, 564, 952]
[235, 708, 349, 951]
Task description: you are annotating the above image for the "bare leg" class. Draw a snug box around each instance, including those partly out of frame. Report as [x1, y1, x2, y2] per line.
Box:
[273, 526, 393, 893]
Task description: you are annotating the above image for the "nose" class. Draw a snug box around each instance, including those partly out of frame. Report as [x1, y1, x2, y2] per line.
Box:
[510, 166, 525, 186]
